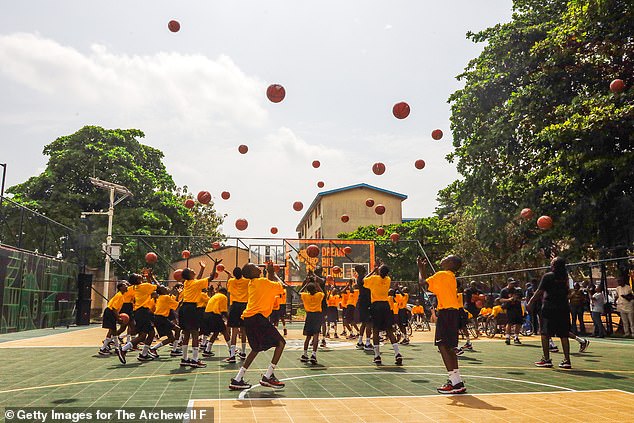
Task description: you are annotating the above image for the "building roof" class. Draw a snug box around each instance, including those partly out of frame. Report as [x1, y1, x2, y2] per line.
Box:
[296, 183, 408, 232]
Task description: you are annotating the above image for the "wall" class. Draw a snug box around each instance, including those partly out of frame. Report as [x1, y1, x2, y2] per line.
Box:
[0, 245, 78, 333]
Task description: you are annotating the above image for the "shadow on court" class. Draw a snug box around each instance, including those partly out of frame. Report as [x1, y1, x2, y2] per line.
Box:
[555, 369, 627, 379]
[447, 395, 506, 411]
[239, 393, 287, 403]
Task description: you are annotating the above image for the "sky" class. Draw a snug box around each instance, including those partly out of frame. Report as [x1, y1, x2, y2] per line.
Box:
[0, 0, 514, 238]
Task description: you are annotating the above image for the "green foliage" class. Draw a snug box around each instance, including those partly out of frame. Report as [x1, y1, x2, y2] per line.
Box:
[7, 126, 224, 277]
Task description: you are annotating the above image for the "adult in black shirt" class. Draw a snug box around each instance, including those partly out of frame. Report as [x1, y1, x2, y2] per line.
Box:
[500, 278, 523, 345]
[463, 281, 483, 321]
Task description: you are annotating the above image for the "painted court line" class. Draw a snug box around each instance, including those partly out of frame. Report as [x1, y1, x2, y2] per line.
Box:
[236, 371, 575, 400]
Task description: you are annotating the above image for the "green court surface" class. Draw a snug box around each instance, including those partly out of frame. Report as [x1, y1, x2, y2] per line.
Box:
[1, 324, 633, 422]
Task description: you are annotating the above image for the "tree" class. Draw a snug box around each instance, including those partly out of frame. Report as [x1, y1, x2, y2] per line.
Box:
[442, 0, 633, 269]
[7, 126, 224, 277]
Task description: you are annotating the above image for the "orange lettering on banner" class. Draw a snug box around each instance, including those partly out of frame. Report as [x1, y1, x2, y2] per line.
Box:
[322, 257, 333, 267]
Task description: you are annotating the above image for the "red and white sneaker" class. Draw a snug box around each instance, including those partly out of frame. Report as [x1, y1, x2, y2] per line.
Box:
[534, 357, 553, 368]
[437, 380, 467, 394]
[260, 374, 285, 389]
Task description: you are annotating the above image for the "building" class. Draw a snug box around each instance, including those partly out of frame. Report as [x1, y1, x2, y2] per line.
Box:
[296, 183, 407, 239]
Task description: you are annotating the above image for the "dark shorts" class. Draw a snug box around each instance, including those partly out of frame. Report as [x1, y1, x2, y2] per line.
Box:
[204, 312, 226, 334]
[304, 312, 322, 336]
[134, 307, 153, 334]
[370, 301, 393, 331]
[540, 307, 571, 338]
[435, 308, 460, 348]
[355, 302, 372, 323]
[228, 302, 247, 327]
[279, 304, 286, 317]
[102, 307, 117, 330]
[168, 309, 177, 322]
[506, 305, 524, 325]
[178, 302, 200, 331]
[398, 308, 410, 326]
[244, 313, 285, 352]
[269, 309, 281, 325]
[153, 315, 174, 338]
[465, 304, 480, 319]
[120, 303, 134, 319]
[344, 305, 355, 322]
[327, 306, 339, 323]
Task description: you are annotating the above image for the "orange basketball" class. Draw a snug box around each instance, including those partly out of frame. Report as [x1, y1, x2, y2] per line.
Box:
[390, 232, 400, 242]
[317, 181, 325, 188]
[173, 269, 183, 281]
[181, 250, 191, 259]
[306, 244, 320, 258]
[221, 191, 230, 200]
[197, 191, 211, 204]
[414, 159, 425, 170]
[392, 101, 410, 119]
[293, 201, 303, 211]
[537, 215, 553, 230]
[610, 79, 625, 93]
[119, 313, 130, 324]
[184, 198, 195, 209]
[216, 264, 225, 273]
[372, 162, 386, 175]
[343, 246, 352, 255]
[375, 204, 386, 215]
[312, 160, 321, 168]
[475, 300, 483, 308]
[145, 252, 158, 264]
[376, 227, 385, 236]
[431, 129, 443, 140]
[168, 20, 180, 33]
[332, 266, 341, 274]
[235, 218, 248, 231]
[520, 208, 534, 219]
[273, 264, 281, 272]
[341, 214, 349, 223]
[238, 144, 248, 154]
[365, 198, 375, 207]
[266, 84, 286, 103]
[212, 241, 221, 250]
[270, 227, 278, 235]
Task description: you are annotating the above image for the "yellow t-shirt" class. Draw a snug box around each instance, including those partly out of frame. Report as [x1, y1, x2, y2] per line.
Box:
[341, 292, 349, 308]
[327, 294, 340, 307]
[412, 305, 424, 314]
[205, 293, 228, 314]
[388, 296, 399, 314]
[363, 275, 391, 303]
[155, 295, 179, 317]
[227, 277, 250, 304]
[122, 289, 135, 304]
[492, 305, 505, 318]
[396, 293, 409, 309]
[280, 290, 287, 304]
[302, 292, 325, 313]
[133, 283, 157, 311]
[272, 295, 281, 311]
[197, 291, 210, 308]
[182, 279, 207, 303]
[241, 278, 285, 319]
[479, 307, 492, 317]
[426, 271, 461, 310]
[349, 290, 359, 306]
[107, 292, 124, 312]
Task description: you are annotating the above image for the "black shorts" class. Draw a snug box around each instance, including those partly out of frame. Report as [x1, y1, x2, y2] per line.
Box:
[178, 302, 200, 331]
[102, 307, 117, 330]
[540, 307, 571, 338]
[120, 303, 134, 319]
[269, 309, 281, 324]
[168, 309, 177, 322]
[506, 305, 524, 325]
[465, 304, 480, 320]
[304, 312, 322, 336]
[204, 312, 226, 334]
[244, 313, 285, 352]
[228, 302, 247, 327]
[153, 315, 174, 338]
[327, 306, 339, 323]
[435, 308, 460, 348]
[370, 301, 393, 331]
[356, 302, 372, 323]
[345, 305, 355, 322]
[398, 308, 409, 326]
[134, 307, 153, 334]
[279, 304, 286, 317]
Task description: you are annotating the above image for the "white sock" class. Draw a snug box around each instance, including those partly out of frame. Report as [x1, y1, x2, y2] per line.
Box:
[575, 337, 582, 344]
[113, 336, 120, 348]
[303, 350, 308, 356]
[241, 343, 246, 354]
[506, 334, 511, 340]
[549, 339, 556, 348]
[235, 366, 247, 382]
[201, 335, 208, 346]
[264, 363, 276, 378]
[392, 343, 400, 355]
[373, 345, 380, 358]
[153, 341, 164, 350]
[126, 334, 131, 343]
[365, 337, 371, 345]
[102, 337, 111, 350]
[142, 345, 149, 355]
[230, 345, 236, 357]
[122, 342, 133, 352]
[178, 333, 184, 346]
[311, 350, 317, 357]
[449, 369, 462, 385]
[205, 342, 212, 353]
[357, 335, 363, 343]
[192, 347, 199, 361]
[182, 348, 189, 361]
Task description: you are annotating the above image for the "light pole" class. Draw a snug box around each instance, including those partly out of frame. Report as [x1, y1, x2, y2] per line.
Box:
[82, 178, 132, 310]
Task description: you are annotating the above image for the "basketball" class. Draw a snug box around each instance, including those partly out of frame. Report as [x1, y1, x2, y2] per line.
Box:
[306, 244, 320, 258]
[415, 159, 426, 169]
[119, 313, 130, 325]
[273, 264, 281, 272]
[312, 160, 320, 168]
[270, 227, 278, 235]
[168, 20, 180, 33]
[390, 232, 400, 242]
[238, 144, 248, 154]
[520, 208, 534, 219]
[332, 265, 341, 274]
[475, 300, 483, 308]
[431, 129, 443, 140]
[365, 198, 375, 207]
[184, 198, 195, 209]
[341, 214, 349, 223]
[376, 227, 385, 236]
[317, 181, 325, 188]
[235, 218, 248, 231]
[217, 264, 225, 273]
[197, 191, 211, 204]
[537, 215, 553, 230]
[221, 191, 230, 200]
[375, 204, 386, 215]
[372, 162, 386, 175]
[293, 201, 303, 211]
[392, 101, 410, 119]
[343, 246, 352, 255]
[266, 84, 286, 103]
[181, 250, 191, 259]
[610, 79, 625, 93]
[173, 269, 183, 281]
[212, 241, 221, 250]
[145, 252, 158, 264]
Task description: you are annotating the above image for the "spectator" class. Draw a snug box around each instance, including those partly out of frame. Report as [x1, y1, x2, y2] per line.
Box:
[568, 283, 587, 335]
[500, 278, 524, 345]
[615, 277, 634, 338]
[525, 280, 538, 335]
[589, 285, 606, 338]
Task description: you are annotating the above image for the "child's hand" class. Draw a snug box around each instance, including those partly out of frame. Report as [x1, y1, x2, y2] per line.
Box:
[199, 262, 206, 269]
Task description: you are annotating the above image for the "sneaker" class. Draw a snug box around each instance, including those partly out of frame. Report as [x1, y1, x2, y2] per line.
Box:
[224, 356, 237, 363]
[300, 354, 309, 362]
[437, 381, 467, 394]
[400, 338, 410, 345]
[326, 333, 330, 339]
[559, 359, 572, 369]
[170, 349, 183, 357]
[116, 348, 127, 364]
[238, 351, 247, 360]
[454, 347, 464, 356]
[373, 355, 382, 365]
[364, 343, 373, 351]
[189, 360, 207, 368]
[137, 354, 153, 362]
[180, 359, 191, 367]
[579, 338, 590, 353]
[202, 350, 215, 357]
[229, 378, 252, 390]
[462, 342, 473, 351]
[505, 338, 511, 345]
[283, 328, 288, 336]
[549, 345, 560, 353]
[534, 357, 553, 368]
[98, 348, 111, 356]
[341, 331, 348, 337]
[514, 338, 522, 345]
[395, 353, 403, 366]
[310, 355, 318, 365]
[356, 342, 364, 350]
[334, 333, 339, 339]
[260, 374, 285, 389]
[320, 339, 327, 347]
